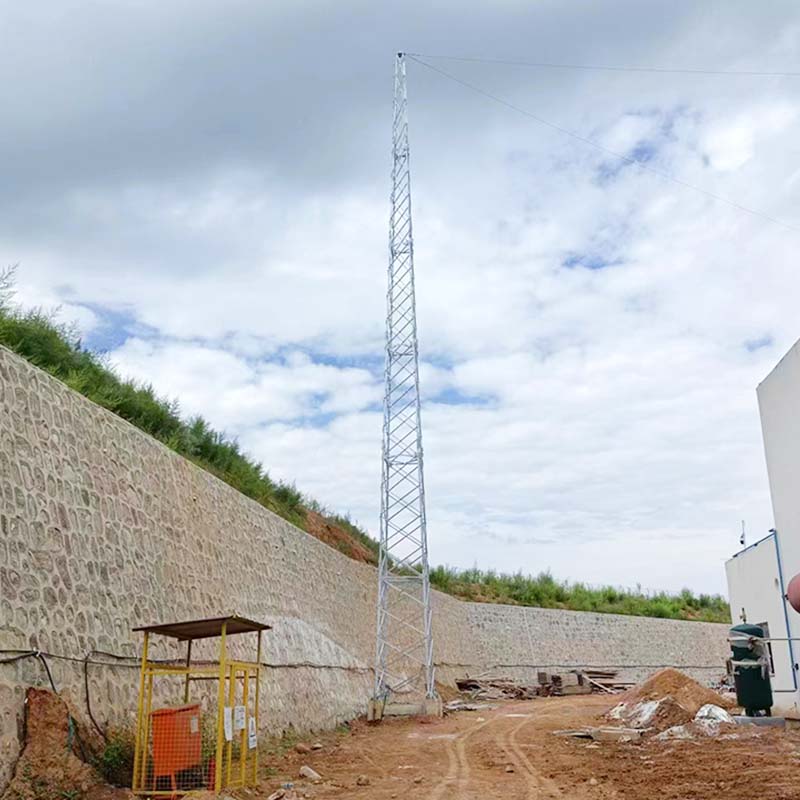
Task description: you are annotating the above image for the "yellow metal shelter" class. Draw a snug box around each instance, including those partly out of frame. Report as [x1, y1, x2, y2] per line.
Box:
[132, 615, 270, 797]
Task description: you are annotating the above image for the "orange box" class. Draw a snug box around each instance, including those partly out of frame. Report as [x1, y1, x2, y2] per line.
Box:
[151, 703, 202, 785]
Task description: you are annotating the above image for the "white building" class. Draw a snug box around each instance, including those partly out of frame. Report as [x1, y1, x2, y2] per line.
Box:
[726, 339, 800, 714]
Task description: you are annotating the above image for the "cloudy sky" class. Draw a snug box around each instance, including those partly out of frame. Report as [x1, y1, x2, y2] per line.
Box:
[4, 1, 800, 594]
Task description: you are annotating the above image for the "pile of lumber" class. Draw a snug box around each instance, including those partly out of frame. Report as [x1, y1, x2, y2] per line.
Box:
[455, 677, 538, 700]
[455, 670, 627, 700]
[538, 671, 591, 696]
[579, 669, 630, 693]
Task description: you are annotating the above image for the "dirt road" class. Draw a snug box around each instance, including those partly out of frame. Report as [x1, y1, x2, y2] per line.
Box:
[263, 695, 800, 800]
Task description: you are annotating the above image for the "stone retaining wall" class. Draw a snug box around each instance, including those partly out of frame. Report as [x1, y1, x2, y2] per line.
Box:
[0, 346, 729, 789]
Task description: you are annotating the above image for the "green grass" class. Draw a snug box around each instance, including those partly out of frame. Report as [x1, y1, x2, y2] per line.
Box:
[95, 729, 135, 788]
[429, 566, 730, 623]
[0, 266, 353, 539]
[0, 266, 729, 623]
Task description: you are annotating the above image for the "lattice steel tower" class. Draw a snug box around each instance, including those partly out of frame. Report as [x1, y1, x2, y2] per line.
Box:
[373, 52, 435, 708]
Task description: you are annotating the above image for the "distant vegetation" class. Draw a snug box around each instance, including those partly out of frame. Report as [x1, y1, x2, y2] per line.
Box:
[429, 566, 730, 623]
[0, 266, 728, 623]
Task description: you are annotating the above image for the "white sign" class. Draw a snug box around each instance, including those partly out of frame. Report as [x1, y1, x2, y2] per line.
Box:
[248, 716, 257, 750]
[223, 707, 233, 742]
[234, 705, 246, 732]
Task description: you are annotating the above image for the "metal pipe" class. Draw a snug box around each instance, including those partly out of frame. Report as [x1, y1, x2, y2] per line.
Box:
[728, 636, 800, 643]
[773, 527, 798, 691]
[215, 622, 228, 793]
[132, 631, 149, 792]
[183, 639, 192, 703]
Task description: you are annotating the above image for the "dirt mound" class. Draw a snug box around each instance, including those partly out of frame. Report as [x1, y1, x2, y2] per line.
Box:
[648, 696, 694, 730]
[304, 511, 377, 564]
[1, 688, 131, 800]
[621, 668, 733, 715]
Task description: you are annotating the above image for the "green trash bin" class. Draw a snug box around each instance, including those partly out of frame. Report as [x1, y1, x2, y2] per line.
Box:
[730, 623, 773, 716]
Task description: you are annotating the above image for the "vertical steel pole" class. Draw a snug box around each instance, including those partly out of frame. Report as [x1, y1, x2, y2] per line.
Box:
[215, 623, 228, 793]
[132, 631, 149, 792]
[226, 662, 236, 786]
[373, 52, 435, 706]
[253, 630, 262, 783]
[183, 639, 193, 703]
[240, 666, 249, 784]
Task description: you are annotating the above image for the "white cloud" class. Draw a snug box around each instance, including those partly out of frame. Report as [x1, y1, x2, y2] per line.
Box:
[110, 339, 381, 429]
[701, 103, 797, 172]
[5, 1, 800, 595]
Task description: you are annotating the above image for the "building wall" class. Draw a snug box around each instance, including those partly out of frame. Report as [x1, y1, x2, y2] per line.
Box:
[751, 337, 800, 712]
[725, 535, 796, 708]
[0, 346, 729, 790]
[758, 340, 800, 572]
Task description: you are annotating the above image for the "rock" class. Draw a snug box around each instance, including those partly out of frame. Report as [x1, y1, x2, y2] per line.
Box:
[695, 704, 734, 724]
[356, 774, 370, 786]
[589, 778, 598, 786]
[267, 791, 286, 800]
[607, 703, 626, 720]
[591, 727, 642, 742]
[625, 700, 662, 728]
[299, 765, 322, 782]
[505, 765, 515, 773]
[311, 742, 324, 750]
[295, 742, 312, 754]
[413, 776, 424, 784]
[655, 724, 693, 740]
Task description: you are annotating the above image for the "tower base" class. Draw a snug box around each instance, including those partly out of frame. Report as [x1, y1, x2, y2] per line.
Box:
[367, 696, 443, 721]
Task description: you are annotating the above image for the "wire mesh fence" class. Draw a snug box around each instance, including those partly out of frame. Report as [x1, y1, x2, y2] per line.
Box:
[131, 616, 266, 797]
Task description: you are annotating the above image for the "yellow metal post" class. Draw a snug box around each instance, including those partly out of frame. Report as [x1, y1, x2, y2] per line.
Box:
[240, 666, 249, 784]
[132, 631, 149, 792]
[141, 671, 154, 790]
[214, 622, 228, 793]
[253, 630, 262, 783]
[183, 639, 193, 703]
[226, 662, 236, 786]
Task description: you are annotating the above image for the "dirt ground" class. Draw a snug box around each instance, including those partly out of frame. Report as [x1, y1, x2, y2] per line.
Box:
[1, 689, 130, 800]
[257, 695, 800, 800]
[304, 511, 376, 564]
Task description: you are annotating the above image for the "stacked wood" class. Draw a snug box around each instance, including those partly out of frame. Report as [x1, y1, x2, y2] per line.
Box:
[455, 677, 538, 700]
[455, 671, 609, 700]
[577, 669, 629, 693]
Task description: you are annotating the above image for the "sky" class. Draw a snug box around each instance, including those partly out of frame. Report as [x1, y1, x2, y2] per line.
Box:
[4, 1, 800, 594]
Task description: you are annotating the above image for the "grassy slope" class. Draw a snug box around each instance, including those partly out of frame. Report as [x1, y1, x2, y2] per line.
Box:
[429, 566, 730, 623]
[0, 274, 729, 623]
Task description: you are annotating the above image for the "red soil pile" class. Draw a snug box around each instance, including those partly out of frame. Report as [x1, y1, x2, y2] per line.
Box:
[1, 688, 131, 800]
[648, 696, 694, 730]
[304, 511, 376, 564]
[621, 668, 733, 715]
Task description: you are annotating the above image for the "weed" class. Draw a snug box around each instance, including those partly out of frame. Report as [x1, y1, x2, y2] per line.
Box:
[95, 729, 135, 787]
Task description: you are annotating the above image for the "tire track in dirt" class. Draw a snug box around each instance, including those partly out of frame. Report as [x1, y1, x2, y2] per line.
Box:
[495, 703, 587, 799]
[505, 715, 565, 799]
[428, 715, 495, 800]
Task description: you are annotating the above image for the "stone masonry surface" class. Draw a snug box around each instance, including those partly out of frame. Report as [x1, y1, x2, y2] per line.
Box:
[0, 345, 729, 790]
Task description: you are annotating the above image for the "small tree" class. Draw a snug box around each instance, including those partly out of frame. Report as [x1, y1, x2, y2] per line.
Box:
[0, 263, 17, 307]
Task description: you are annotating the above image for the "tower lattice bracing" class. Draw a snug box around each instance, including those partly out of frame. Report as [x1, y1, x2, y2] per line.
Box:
[373, 53, 435, 705]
